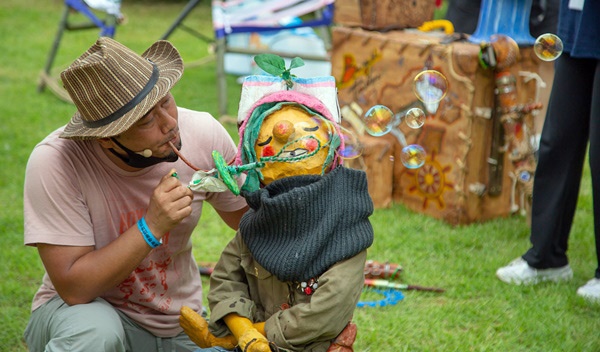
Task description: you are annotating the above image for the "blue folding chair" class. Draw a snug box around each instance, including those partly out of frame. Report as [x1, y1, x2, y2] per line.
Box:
[38, 0, 120, 102]
[158, 0, 333, 119]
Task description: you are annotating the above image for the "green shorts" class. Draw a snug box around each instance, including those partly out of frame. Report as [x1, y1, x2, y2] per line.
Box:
[24, 295, 199, 352]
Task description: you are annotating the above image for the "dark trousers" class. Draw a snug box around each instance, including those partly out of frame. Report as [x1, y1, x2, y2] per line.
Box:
[523, 53, 600, 278]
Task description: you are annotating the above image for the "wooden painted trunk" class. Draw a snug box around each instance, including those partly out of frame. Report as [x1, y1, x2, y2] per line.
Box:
[333, 0, 435, 30]
[333, 27, 554, 225]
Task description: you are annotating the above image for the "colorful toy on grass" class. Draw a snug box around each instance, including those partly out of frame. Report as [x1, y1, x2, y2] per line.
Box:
[180, 54, 373, 352]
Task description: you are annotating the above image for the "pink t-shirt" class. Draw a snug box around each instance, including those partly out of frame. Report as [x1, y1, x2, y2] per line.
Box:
[24, 108, 247, 337]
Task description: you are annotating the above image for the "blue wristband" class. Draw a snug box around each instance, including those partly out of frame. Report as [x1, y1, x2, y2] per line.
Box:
[137, 217, 162, 248]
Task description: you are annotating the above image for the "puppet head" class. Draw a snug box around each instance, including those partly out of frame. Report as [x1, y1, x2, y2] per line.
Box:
[234, 54, 346, 193]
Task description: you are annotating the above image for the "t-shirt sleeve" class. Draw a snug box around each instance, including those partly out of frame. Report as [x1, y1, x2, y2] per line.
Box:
[24, 143, 95, 247]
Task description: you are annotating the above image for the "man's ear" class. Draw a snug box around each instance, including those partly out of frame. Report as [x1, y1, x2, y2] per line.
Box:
[97, 137, 114, 149]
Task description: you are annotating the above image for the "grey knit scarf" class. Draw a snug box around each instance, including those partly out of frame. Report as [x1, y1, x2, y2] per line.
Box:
[240, 166, 374, 282]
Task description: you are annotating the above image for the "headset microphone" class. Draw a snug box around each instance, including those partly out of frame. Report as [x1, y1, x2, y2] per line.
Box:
[136, 149, 152, 158]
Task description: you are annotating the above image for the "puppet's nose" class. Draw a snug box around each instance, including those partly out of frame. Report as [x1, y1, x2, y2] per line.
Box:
[273, 120, 295, 143]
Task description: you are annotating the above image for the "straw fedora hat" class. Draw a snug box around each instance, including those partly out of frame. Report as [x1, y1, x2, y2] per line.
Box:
[59, 37, 184, 140]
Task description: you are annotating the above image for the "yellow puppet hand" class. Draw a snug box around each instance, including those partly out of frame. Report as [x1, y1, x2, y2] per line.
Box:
[224, 314, 271, 352]
[238, 329, 271, 352]
[179, 306, 237, 349]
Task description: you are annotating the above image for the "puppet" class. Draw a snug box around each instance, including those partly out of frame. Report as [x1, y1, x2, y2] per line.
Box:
[179, 54, 374, 352]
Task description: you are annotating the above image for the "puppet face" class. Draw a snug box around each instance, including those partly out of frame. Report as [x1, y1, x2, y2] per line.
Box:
[255, 105, 332, 185]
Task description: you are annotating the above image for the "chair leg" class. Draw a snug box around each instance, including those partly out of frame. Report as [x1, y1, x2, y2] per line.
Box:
[38, 0, 118, 102]
[160, 0, 202, 40]
[314, 8, 332, 51]
[216, 36, 228, 118]
[38, 4, 70, 93]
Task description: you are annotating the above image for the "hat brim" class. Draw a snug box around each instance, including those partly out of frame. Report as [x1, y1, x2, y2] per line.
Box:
[60, 40, 184, 140]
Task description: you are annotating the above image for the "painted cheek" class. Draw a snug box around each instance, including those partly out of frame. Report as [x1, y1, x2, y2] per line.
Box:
[262, 145, 275, 157]
[305, 138, 318, 152]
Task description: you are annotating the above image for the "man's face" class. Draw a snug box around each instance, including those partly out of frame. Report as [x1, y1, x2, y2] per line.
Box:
[116, 92, 180, 158]
[254, 105, 332, 185]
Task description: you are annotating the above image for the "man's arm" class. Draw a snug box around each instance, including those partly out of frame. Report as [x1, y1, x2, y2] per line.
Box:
[215, 205, 249, 230]
[38, 231, 152, 305]
[37, 169, 193, 305]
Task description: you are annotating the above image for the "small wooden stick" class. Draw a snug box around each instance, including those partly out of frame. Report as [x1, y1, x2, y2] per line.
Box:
[169, 141, 200, 171]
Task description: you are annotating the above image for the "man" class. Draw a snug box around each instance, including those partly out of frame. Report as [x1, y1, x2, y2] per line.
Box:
[23, 37, 248, 351]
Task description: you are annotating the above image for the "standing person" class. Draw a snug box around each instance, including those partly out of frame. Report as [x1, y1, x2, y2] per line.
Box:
[23, 37, 248, 351]
[496, 0, 600, 302]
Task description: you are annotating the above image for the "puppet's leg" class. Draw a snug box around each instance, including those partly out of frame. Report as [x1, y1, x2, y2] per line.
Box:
[224, 314, 270, 352]
[327, 322, 357, 352]
[180, 306, 237, 349]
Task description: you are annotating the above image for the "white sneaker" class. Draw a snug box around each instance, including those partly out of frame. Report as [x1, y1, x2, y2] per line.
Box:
[577, 278, 600, 302]
[496, 257, 573, 285]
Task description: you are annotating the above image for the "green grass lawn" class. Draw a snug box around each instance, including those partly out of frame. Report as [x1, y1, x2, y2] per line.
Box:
[2, 1, 599, 351]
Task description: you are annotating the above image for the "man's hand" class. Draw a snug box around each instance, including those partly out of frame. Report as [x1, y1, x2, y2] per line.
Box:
[145, 168, 193, 237]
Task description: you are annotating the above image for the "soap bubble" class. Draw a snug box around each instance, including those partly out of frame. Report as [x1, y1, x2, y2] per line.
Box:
[534, 33, 563, 62]
[363, 105, 395, 136]
[413, 70, 448, 104]
[401, 144, 426, 169]
[362, 104, 427, 169]
[337, 125, 363, 159]
[364, 105, 427, 136]
[404, 108, 426, 129]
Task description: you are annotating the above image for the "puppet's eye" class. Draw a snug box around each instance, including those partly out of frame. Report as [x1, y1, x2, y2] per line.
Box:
[303, 126, 319, 132]
[257, 136, 272, 147]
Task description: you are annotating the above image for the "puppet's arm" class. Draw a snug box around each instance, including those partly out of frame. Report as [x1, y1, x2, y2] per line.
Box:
[263, 251, 367, 350]
[181, 233, 269, 351]
[180, 307, 267, 349]
[224, 313, 270, 351]
[180, 306, 237, 349]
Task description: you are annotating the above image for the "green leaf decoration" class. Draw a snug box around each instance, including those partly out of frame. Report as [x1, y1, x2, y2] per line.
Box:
[254, 54, 286, 76]
[254, 53, 305, 89]
[289, 57, 304, 69]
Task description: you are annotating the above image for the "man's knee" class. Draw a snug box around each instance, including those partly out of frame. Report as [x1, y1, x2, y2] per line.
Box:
[26, 297, 126, 352]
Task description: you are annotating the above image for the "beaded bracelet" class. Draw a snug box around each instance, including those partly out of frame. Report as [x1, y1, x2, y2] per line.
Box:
[137, 217, 162, 248]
